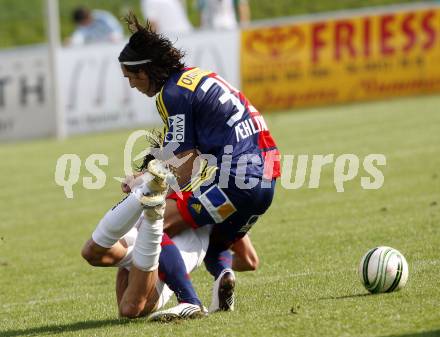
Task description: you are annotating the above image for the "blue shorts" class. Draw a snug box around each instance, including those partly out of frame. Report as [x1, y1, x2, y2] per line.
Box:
[167, 171, 276, 248]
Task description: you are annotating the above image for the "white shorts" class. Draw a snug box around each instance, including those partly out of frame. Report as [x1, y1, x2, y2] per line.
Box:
[125, 214, 212, 310]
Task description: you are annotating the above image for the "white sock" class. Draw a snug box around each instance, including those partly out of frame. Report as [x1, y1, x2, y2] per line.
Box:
[92, 193, 143, 248]
[115, 245, 134, 270]
[132, 216, 163, 272]
[115, 226, 139, 270]
[132, 177, 153, 201]
[121, 226, 139, 247]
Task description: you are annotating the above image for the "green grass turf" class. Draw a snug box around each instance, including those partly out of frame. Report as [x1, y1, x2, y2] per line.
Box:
[0, 95, 440, 337]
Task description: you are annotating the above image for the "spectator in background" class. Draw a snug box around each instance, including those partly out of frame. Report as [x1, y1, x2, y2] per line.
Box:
[140, 0, 192, 36]
[68, 6, 124, 46]
[198, 0, 250, 30]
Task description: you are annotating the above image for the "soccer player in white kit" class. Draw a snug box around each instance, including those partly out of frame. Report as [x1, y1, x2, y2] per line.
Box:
[82, 158, 211, 318]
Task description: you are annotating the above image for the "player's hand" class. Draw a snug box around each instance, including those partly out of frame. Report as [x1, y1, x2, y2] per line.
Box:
[121, 172, 143, 193]
[121, 180, 131, 193]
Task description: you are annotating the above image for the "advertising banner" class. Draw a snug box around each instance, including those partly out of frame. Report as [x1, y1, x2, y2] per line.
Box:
[58, 44, 157, 135]
[0, 29, 240, 140]
[0, 46, 55, 141]
[241, 5, 440, 111]
[177, 29, 240, 88]
[59, 29, 239, 135]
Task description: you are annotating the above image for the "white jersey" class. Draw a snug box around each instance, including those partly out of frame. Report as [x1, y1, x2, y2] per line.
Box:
[198, 0, 237, 30]
[70, 10, 124, 45]
[141, 0, 193, 36]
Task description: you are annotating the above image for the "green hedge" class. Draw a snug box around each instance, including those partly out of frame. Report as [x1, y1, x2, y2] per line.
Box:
[0, 0, 428, 48]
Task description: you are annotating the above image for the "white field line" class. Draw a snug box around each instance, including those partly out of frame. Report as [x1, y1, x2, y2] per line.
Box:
[238, 259, 440, 286]
[0, 293, 107, 312]
[1, 270, 339, 312]
[2, 260, 438, 311]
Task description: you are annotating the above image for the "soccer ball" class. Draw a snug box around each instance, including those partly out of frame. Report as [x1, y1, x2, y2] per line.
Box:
[358, 246, 409, 293]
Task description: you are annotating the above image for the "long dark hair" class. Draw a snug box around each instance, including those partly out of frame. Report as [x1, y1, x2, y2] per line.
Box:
[118, 13, 185, 89]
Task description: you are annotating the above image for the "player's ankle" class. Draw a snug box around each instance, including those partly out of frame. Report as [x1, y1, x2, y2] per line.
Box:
[178, 299, 202, 306]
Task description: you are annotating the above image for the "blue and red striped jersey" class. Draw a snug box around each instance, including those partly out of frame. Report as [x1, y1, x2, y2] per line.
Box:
[156, 67, 280, 180]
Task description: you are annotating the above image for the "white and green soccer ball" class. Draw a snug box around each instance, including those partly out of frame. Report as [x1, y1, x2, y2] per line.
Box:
[358, 246, 409, 294]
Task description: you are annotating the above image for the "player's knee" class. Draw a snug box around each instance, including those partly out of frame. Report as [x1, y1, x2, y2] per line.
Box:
[244, 249, 260, 271]
[248, 255, 259, 271]
[119, 305, 138, 319]
[119, 302, 144, 319]
[243, 254, 259, 271]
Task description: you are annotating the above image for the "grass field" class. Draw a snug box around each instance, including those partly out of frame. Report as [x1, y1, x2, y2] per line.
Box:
[1, 95, 440, 337]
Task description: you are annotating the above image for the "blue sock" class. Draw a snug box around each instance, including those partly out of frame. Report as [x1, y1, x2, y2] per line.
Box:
[204, 244, 233, 280]
[158, 234, 201, 306]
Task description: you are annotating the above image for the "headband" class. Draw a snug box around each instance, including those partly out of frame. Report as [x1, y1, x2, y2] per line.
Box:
[120, 59, 152, 66]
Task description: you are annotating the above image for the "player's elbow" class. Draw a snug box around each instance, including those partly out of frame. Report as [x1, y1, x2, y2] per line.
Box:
[81, 242, 99, 266]
[81, 246, 94, 265]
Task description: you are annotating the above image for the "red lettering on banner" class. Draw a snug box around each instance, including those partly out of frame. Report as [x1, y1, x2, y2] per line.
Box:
[335, 21, 356, 60]
[310, 10, 438, 63]
[362, 18, 372, 58]
[402, 13, 416, 52]
[249, 9, 438, 65]
[262, 88, 338, 107]
[312, 22, 327, 63]
[380, 15, 395, 56]
[241, 7, 440, 111]
[361, 78, 440, 93]
[422, 11, 436, 50]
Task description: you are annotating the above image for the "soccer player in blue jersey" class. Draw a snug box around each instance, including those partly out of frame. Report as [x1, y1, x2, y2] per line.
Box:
[81, 13, 279, 321]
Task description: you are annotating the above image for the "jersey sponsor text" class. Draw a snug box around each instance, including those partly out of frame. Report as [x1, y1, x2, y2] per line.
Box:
[235, 115, 268, 142]
[166, 114, 185, 142]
